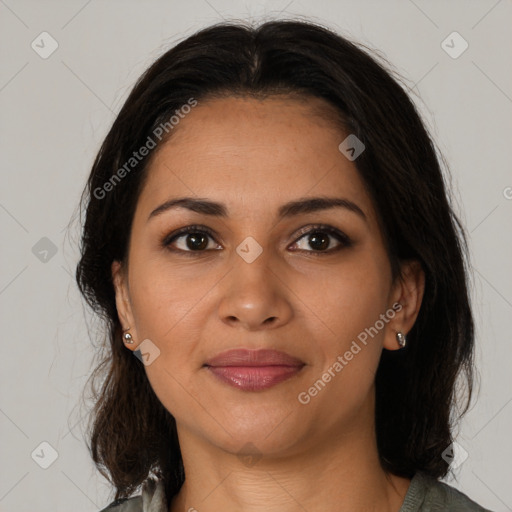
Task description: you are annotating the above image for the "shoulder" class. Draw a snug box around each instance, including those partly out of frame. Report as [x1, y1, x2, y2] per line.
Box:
[99, 496, 142, 512]
[404, 471, 494, 512]
[98, 477, 167, 512]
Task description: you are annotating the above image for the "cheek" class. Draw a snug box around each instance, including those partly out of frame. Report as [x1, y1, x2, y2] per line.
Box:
[295, 253, 390, 344]
[128, 254, 217, 339]
[127, 266, 210, 418]
[296, 252, 391, 403]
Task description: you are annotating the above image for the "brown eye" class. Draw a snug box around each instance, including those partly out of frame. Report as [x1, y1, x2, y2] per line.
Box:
[290, 225, 353, 254]
[306, 232, 330, 251]
[162, 225, 221, 253]
[179, 232, 210, 251]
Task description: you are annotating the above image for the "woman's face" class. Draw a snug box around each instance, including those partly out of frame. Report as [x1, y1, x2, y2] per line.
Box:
[112, 95, 423, 458]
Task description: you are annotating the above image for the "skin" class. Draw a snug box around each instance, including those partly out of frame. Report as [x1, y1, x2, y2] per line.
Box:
[112, 95, 425, 512]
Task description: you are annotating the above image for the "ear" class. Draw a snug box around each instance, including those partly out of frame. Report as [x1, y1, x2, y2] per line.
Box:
[111, 260, 139, 350]
[383, 259, 425, 351]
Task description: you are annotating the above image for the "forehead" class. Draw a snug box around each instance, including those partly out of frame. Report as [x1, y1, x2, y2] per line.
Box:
[138, 95, 376, 225]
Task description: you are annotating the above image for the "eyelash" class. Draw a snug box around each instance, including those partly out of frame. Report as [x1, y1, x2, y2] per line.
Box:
[161, 223, 353, 256]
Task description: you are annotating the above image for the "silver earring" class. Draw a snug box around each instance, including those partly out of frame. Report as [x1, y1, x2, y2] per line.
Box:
[396, 331, 406, 349]
[123, 329, 134, 344]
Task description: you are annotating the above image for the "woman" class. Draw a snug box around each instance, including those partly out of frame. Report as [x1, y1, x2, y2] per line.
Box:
[76, 19, 493, 512]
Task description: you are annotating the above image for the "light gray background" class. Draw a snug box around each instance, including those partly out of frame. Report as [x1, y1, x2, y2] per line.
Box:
[1, 1, 511, 511]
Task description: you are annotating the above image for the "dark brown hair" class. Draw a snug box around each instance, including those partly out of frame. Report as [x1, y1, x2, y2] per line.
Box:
[76, 19, 475, 503]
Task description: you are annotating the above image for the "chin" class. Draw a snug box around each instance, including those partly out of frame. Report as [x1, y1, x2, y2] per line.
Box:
[209, 407, 305, 453]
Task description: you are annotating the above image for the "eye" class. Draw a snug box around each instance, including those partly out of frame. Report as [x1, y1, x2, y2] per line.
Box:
[162, 223, 353, 256]
[162, 225, 221, 254]
[289, 224, 353, 254]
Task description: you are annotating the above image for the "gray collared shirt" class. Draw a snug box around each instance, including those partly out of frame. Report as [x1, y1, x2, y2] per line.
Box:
[100, 471, 493, 511]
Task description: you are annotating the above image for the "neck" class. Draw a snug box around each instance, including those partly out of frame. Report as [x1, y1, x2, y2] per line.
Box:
[169, 409, 411, 512]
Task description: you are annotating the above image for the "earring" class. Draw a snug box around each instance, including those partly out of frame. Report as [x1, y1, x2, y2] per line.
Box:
[123, 328, 134, 345]
[396, 331, 407, 349]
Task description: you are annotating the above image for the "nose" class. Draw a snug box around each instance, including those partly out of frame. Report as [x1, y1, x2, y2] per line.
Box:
[217, 249, 293, 332]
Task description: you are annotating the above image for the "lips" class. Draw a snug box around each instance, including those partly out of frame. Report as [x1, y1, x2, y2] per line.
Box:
[205, 348, 304, 367]
[204, 349, 305, 391]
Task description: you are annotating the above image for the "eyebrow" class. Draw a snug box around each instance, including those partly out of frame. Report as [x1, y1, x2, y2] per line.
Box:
[147, 196, 367, 223]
